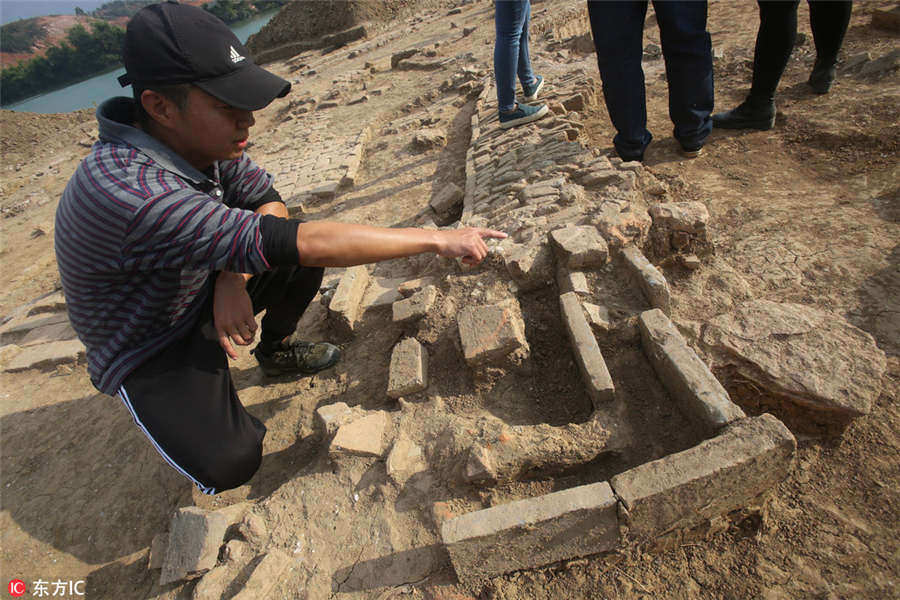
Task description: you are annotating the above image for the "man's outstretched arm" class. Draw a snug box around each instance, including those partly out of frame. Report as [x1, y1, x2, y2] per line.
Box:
[295, 222, 507, 267]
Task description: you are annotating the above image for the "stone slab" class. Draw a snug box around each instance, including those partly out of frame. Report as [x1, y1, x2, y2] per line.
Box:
[392, 285, 438, 324]
[0, 312, 70, 345]
[559, 292, 615, 407]
[549, 225, 609, 269]
[639, 309, 744, 432]
[387, 337, 428, 398]
[4, 339, 85, 372]
[457, 301, 528, 366]
[701, 300, 887, 419]
[610, 414, 796, 540]
[442, 481, 619, 583]
[160, 507, 228, 585]
[329, 411, 389, 457]
[621, 245, 671, 314]
[328, 266, 370, 337]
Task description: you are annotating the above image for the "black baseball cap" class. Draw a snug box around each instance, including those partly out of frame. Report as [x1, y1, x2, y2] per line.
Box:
[117, 1, 290, 111]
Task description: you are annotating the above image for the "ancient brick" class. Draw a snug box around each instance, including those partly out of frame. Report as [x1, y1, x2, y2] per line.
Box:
[457, 302, 528, 366]
[559, 292, 615, 407]
[160, 507, 228, 585]
[330, 411, 389, 457]
[549, 225, 609, 269]
[639, 309, 745, 432]
[610, 414, 796, 540]
[442, 482, 619, 583]
[328, 265, 370, 336]
[621, 245, 671, 314]
[387, 337, 428, 398]
[392, 285, 438, 324]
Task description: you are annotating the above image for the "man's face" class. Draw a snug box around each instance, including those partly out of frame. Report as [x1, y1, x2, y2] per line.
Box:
[167, 87, 256, 171]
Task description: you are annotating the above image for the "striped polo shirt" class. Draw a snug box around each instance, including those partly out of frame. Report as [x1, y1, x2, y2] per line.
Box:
[55, 97, 275, 395]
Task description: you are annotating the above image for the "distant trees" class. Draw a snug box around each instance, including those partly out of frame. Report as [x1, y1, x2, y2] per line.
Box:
[0, 19, 47, 53]
[1, 21, 125, 106]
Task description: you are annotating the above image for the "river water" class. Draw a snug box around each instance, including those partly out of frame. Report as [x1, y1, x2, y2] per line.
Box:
[4, 9, 280, 114]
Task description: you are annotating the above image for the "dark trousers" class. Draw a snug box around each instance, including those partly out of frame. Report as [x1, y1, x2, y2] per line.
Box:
[119, 265, 323, 494]
[750, 0, 853, 103]
[588, 0, 714, 158]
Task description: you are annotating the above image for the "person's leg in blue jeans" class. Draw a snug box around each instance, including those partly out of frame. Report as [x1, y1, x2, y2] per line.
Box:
[587, 0, 652, 161]
[653, 0, 713, 152]
[494, 0, 547, 128]
[495, 0, 536, 112]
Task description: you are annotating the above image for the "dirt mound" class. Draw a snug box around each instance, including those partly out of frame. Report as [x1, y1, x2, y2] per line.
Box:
[0, 108, 94, 166]
[247, 0, 447, 54]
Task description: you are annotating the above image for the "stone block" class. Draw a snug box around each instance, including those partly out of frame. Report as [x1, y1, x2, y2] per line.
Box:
[561, 93, 587, 112]
[503, 242, 553, 292]
[386, 434, 426, 485]
[442, 482, 619, 583]
[610, 414, 796, 540]
[431, 182, 464, 214]
[583, 302, 610, 333]
[457, 301, 528, 366]
[230, 551, 292, 600]
[701, 300, 887, 421]
[362, 277, 405, 309]
[328, 266, 370, 337]
[391, 48, 418, 69]
[330, 411, 389, 457]
[621, 245, 671, 314]
[0, 312, 70, 345]
[639, 309, 745, 432]
[412, 129, 447, 151]
[316, 402, 353, 436]
[26, 292, 67, 316]
[19, 320, 77, 347]
[4, 339, 85, 372]
[160, 507, 228, 585]
[549, 225, 609, 269]
[559, 292, 615, 407]
[557, 269, 590, 295]
[311, 181, 340, 199]
[392, 286, 438, 324]
[387, 337, 428, 398]
[648, 202, 709, 235]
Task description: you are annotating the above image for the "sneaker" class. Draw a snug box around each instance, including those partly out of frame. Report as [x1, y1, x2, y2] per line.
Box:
[679, 144, 703, 158]
[522, 75, 544, 102]
[499, 103, 549, 129]
[808, 60, 836, 95]
[712, 99, 776, 130]
[252, 340, 341, 377]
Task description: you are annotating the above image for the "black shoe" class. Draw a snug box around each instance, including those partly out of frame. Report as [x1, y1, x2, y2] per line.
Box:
[679, 145, 703, 159]
[252, 340, 341, 376]
[712, 99, 776, 130]
[808, 60, 836, 94]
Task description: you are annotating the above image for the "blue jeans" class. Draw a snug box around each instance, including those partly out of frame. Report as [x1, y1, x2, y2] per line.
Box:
[588, 0, 714, 158]
[494, 0, 537, 112]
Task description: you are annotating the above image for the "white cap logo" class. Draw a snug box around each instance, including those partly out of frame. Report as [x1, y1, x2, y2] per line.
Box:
[229, 46, 245, 64]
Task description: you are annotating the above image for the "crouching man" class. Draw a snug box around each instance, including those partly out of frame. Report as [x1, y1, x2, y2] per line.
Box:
[55, 2, 505, 494]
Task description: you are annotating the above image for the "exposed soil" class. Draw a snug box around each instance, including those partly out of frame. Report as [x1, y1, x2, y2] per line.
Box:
[0, 1, 897, 599]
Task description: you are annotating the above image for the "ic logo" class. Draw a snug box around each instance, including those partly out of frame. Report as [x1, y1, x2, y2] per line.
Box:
[7, 580, 25, 598]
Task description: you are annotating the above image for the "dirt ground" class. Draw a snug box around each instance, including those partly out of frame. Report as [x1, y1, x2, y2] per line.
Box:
[0, 1, 897, 599]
